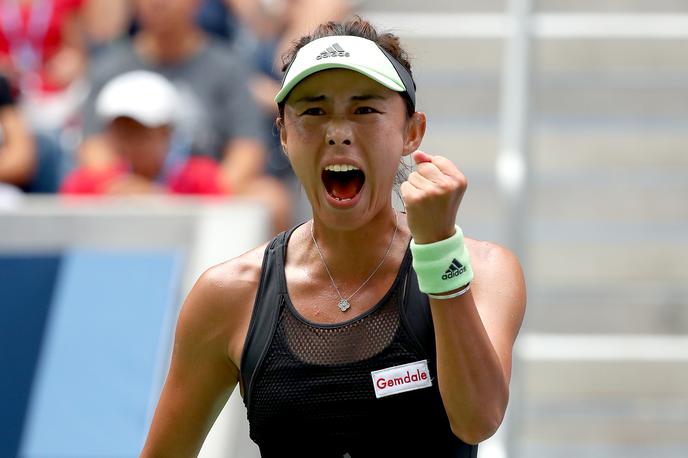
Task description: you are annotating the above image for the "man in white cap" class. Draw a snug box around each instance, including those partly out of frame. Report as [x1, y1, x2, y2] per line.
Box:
[63, 70, 291, 232]
[78, 0, 282, 197]
[62, 70, 224, 194]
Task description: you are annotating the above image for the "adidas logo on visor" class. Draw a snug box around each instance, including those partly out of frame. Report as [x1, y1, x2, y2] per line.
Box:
[442, 258, 467, 280]
[316, 42, 350, 60]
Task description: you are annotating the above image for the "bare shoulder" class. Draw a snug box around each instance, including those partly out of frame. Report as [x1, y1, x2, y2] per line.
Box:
[464, 237, 526, 384]
[465, 238, 522, 273]
[178, 242, 270, 368]
[195, 243, 268, 305]
[464, 237, 527, 310]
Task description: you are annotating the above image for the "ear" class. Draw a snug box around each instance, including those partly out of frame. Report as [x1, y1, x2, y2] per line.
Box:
[402, 112, 426, 157]
[277, 117, 288, 155]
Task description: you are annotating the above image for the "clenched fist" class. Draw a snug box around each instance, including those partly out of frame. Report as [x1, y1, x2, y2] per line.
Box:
[400, 151, 467, 244]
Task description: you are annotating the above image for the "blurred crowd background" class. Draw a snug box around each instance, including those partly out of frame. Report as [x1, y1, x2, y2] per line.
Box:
[0, 0, 357, 232]
[1, 0, 687, 457]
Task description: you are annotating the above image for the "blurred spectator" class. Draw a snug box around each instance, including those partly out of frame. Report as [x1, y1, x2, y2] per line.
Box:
[0, 0, 87, 131]
[226, 0, 351, 179]
[102, 0, 352, 181]
[228, 0, 351, 74]
[67, 69, 290, 232]
[81, 0, 273, 195]
[77, 0, 291, 230]
[87, 0, 240, 51]
[197, 0, 236, 42]
[0, 71, 35, 188]
[82, 0, 131, 51]
[0, 71, 61, 192]
[62, 71, 226, 195]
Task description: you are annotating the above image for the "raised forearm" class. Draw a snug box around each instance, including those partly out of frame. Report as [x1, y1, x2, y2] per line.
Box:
[401, 150, 524, 444]
[429, 292, 509, 444]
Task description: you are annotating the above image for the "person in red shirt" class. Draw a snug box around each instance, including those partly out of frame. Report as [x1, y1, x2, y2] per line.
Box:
[61, 70, 225, 196]
[0, 0, 85, 95]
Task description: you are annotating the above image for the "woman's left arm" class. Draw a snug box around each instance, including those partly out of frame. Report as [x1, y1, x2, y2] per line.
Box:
[401, 150, 527, 445]
[428, 244, 526, 444]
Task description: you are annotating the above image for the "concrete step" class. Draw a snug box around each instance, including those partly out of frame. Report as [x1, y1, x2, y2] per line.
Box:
[405, 39, 503, 74]
[378, 35, 688, 77]
[533, 85, 688, 119]
[516, 444, 688, 458]
[535, 39, 688, 75]
[364, 0, 688, 13]
[420, 125, 688, 171]
[534, 0, 688, 13]
[419, 126, 500, 170]
[532, 177, 688, 223]
[361, 0, 505, 13]
[522, 358, 688, 397]
[532, 129, 688, 172]
[514, 336, 688, 454]
[529, 240, 688, 286]
[522, 401, 688, 443]
[386, 38, 688, 123]
[416, 80, 688, 120]
[525, 288, 688, 334]
[440, 168, 688, 226]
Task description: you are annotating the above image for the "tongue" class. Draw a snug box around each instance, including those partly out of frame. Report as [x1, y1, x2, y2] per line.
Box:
[330, 178, 359, 200]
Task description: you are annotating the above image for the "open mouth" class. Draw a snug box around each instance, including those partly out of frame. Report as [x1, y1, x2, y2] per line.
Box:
[322, 164, 366, 201]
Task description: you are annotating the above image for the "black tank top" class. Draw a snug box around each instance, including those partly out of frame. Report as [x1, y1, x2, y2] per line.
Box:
[240, 226, 478, 458]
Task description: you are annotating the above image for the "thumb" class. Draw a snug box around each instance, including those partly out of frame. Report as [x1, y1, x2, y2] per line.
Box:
[412, 150, 433, 165]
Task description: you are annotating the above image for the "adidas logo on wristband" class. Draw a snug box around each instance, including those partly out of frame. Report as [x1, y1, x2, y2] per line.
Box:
[442, 258, 466, 280]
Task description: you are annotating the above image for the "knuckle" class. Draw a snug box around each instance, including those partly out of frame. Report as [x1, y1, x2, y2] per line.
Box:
[458, 174, 468, 189]
[438, 178, 455, 192]
[449, 173, 467, 189]
[405, 194, 421, 206]
[426, 187, 443, 199]
[434, 155, 449, 165]
[416, 162, 433, 174]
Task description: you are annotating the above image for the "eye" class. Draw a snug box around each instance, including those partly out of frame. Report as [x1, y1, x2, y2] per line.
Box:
[300, 107, 325, 116]
[354, 106, 381, 114]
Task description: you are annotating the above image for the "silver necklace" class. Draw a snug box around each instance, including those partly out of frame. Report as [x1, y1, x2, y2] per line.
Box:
[310, 212, 399, 312]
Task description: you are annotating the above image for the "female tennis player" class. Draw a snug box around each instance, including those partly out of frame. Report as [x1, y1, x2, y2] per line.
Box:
[141, 17, 526, 458]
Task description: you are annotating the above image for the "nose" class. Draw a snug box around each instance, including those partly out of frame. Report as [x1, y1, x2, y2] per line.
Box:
[325, 119, 352, 146]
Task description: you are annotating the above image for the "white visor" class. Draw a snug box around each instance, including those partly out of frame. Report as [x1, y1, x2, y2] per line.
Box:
[275, 35, 411, 104]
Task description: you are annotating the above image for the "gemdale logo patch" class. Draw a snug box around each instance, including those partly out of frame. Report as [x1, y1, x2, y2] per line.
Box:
[371, 360, 432, 398]
[316, 43, 350, 60]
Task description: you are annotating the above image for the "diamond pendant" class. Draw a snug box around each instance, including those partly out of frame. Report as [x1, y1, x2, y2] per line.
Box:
[337, 299, 351, 312]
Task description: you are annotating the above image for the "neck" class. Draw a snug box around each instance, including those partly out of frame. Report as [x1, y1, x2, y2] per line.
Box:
[309, 208, 407, 282]
[135, 27, 205, 64]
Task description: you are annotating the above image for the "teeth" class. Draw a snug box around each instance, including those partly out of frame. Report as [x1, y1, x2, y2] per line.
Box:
[325, 164, 359, 172]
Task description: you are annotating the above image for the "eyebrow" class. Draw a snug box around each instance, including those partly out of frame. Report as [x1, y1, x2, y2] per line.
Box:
[292, 93, 388, 104]
[351, 94, 387, 101]
[292, 94, 326, 104]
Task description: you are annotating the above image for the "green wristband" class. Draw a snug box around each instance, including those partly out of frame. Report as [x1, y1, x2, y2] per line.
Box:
[410, 225, 473, 295]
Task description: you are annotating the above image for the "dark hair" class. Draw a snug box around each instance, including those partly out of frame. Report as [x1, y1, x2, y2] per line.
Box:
[277, 16, 415, 118]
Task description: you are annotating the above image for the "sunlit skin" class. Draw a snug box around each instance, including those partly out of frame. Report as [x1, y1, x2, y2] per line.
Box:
[279, 69, 426, 256]
[140, 67, 525, 457]
[277, 70, 524, 443]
